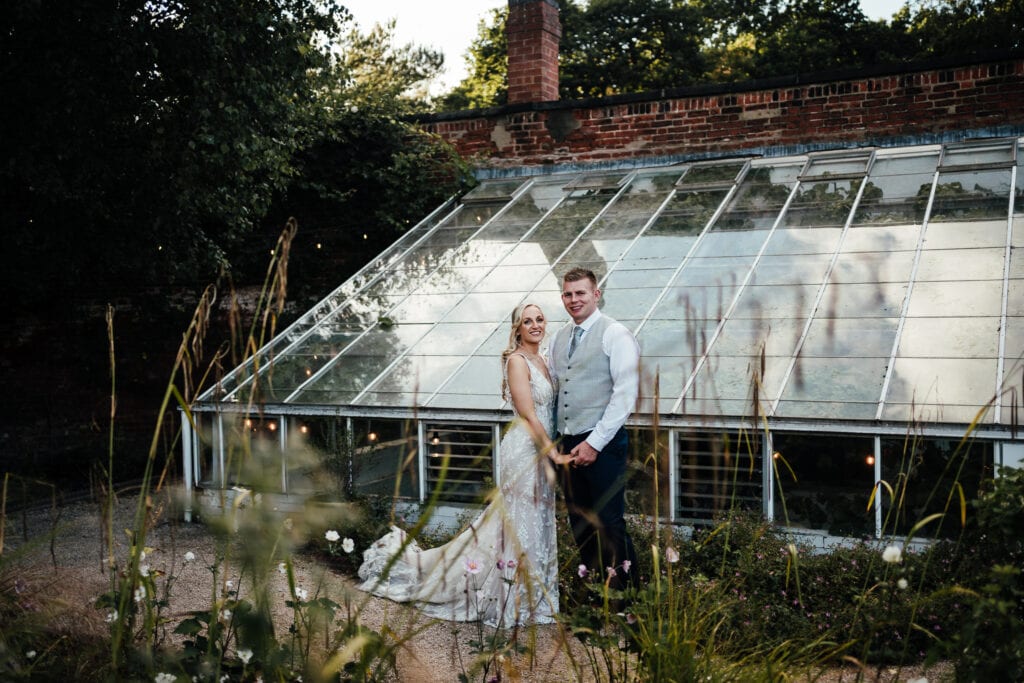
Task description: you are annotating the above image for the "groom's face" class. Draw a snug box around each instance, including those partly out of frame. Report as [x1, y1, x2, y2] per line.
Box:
[561, 277, 601, 324]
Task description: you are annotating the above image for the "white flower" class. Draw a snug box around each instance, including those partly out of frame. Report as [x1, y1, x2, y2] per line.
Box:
[882, 545, 902, 564]
[277, 562, 287, 575]
[295, 587, 308, 601]
[221, 608, 232, 621]
[237, 648, 253, 664]
[665, 546, 680, 564]
[225, 580, 234, 590]
[139, 550, 147, 561]
[621, 560, 631, 574]
[897, 578, 909, 590]
[342, 537, 355, 554]
[155, 673, 176, 683]
[184, 551, 196, 563]
[26, 650, 36, 659]
[325, 530, 340, 543]
[464, 558, 482, 575]
[134, 586, 146, 603]
[105, 609, 119, 623]
[139, 564, 150, 577]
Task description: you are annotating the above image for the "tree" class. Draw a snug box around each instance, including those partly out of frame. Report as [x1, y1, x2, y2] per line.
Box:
[437, 8, 509, 110]
[1, 0, 352, 306]
[560, 0, 706, 97]
[892, 0, 1023, 58]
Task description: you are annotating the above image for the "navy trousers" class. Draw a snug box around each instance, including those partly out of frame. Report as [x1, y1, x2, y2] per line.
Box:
[558, 427, 638, 590]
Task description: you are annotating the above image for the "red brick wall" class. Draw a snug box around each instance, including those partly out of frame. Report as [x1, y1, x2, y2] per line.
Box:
[418, 56, 1024, 170]
[507, 0, 561, 105]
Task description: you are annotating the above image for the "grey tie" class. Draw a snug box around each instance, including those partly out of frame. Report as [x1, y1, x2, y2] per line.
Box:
[568, 325, 583, 358]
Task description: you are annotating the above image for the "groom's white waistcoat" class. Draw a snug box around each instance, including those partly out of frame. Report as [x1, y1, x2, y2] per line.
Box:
[551, 314, 616, 437]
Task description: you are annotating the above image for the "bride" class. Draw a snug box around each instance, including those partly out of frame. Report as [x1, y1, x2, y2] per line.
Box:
[356, 303, 566, 627]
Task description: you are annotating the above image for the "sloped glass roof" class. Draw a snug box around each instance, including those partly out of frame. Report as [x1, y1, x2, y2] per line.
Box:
[199, 138, 1024, 434]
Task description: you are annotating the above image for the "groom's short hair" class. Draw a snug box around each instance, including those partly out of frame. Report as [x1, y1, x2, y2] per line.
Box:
[563, 267, 597, 288]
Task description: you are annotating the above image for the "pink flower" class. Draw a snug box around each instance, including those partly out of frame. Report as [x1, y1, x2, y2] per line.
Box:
[621, 560, 631, 574]
[607, 566, 617, 578]
[665, 546, 680, 564]
[506, 559, 516, 569]
[496, 559, 505, 570]
[465, 558, 482, 575]
[577, 564, 588, 578]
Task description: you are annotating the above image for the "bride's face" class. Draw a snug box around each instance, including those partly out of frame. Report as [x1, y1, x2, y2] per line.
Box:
[517, 305, 546, 346]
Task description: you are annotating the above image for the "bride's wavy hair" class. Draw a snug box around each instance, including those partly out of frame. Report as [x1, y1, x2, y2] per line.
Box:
[500, 302, 545, 401]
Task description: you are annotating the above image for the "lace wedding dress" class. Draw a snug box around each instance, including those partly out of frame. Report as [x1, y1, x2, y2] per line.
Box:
[356, 355, 559, 627]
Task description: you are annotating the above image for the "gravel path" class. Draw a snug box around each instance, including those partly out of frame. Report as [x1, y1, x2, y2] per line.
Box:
[2, 488, 951, 682]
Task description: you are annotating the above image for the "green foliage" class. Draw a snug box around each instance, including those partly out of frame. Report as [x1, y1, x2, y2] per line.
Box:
[441, 0, 1019, 109]
[2, 0, 347, 302]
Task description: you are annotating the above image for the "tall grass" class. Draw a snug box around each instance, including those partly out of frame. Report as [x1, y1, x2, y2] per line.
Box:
[1, 221, 1021, 681]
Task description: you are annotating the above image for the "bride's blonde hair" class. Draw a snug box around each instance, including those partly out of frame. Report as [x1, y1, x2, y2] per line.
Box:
[500, 302, 544, 401]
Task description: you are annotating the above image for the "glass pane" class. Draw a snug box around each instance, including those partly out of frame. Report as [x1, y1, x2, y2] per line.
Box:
[602, 267, 677, 289]
[750, 253, 833, 286]
[763, 227, 844, 255]
[388, 293, 463, 323]
[424, 423, 495, 504]
[843, 224, 922, 252]
[881, 436, 993, 538]
[689, 354, 789, 405]
[905, 281, 1002, 317]
[923, 219, 1007, 249]
[852, 151, 939, 225]
[649, 190, 728, 237]
[930, 169, 1012, 221]
[364, 355, 468, 396]
[801, 317, 899, 358]
[816, 282, 907, 318]
[778, 356, 887, 403]
[773, 399, 879, 420]
[942, 140, 1015, 167]
[638, 318, 717, 359]
[832, 250, 915, 284]
[653, 285, 738, 321]
[886, 357, 998, 405]
[711, 318, 804, 357]
[730, 284, 819, 319]
[803, 155, 870, 178]
[678, 161, 746, 186]
[599, 285, 663, 319]
[772, 434, 875, 536]
[461, 178, 527, 202]
[898, 317, 1000, 357]
[783, 178, 861, 228]
[473, 264, 553, 292]
[425, 355, 504, 409]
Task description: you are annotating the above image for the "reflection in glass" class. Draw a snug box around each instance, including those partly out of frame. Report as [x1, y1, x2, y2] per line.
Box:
[772, 433, 875, 536]
[852, 152, 939, 225]
[881, 435, 992, 537]
[930, 169, 1012, 221]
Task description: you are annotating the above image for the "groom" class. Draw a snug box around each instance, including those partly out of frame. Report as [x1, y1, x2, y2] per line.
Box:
[550, 267, 640, 591]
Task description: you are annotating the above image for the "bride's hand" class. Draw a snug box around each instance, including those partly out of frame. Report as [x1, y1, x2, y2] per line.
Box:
[547, 450, 573, 466]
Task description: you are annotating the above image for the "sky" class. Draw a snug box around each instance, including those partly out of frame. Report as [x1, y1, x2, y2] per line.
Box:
[339, 0, 907, 94]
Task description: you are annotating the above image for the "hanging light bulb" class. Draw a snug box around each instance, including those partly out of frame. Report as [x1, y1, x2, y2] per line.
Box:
[865, 454, 876, 466]
[267, 421, 277, 432]
[431, 431, 441, 445]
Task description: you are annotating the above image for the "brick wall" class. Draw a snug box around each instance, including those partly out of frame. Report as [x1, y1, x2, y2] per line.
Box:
[417, 53, 1024, 170]
[507, 0, 561, 104]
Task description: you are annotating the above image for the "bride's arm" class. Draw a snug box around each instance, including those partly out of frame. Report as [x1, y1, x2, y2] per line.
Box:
[506, 355, 562, 463]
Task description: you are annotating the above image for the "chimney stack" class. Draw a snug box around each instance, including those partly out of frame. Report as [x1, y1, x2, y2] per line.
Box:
[506, 0, 561, 104]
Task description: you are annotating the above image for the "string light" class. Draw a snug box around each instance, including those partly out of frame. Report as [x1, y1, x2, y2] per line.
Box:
[865, 454, 875, 466]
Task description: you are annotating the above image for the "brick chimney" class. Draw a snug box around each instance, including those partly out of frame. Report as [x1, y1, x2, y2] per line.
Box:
[506, 0, 561, 104]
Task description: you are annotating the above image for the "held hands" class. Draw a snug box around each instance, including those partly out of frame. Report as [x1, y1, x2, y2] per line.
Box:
[570, 440, 599, 467]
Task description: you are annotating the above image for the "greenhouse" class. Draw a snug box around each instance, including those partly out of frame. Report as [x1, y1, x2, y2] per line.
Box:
[184, 135, 1024, 541]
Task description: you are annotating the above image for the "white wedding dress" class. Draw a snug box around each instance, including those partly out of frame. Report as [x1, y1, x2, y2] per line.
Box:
[356, 355, 559, 627]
